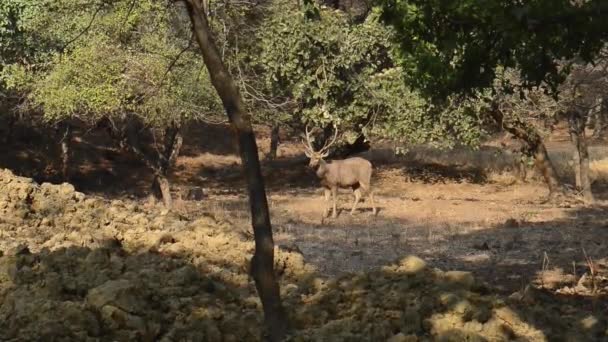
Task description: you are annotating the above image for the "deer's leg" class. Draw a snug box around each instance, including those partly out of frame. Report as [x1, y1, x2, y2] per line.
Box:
[323, 188, 331, 217]
[350, 188, 361, 215]
[361, 183, 377, 216]
[331, 186, 338, 218]
[369, 191, 377, 216]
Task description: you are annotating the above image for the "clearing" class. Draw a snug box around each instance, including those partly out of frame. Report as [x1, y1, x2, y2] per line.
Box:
[0, 123, 606, 341]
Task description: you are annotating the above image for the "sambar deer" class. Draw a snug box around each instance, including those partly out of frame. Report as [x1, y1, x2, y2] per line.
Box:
[302, 126, 377, 218]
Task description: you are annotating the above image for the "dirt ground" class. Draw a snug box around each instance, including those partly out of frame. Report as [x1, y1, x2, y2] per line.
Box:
[0, 122, 607, 341]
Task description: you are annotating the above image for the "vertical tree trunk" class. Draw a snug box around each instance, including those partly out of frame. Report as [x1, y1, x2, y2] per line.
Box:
[591, 97, 605, 139]
[152, 174, 173, 208]
[269, 124, 280, 160]
[125, 121, 183, 209]
[569, 109, 594, 203]
[488, 106, 563, 196]
[59, 122, 72, 181]
[579, 135, 593, 203]
[153, 125, 183, 208]
[513, 148, 528, 182]
[529, 139, 562, 195]
[183, 1, 289, 341]
[569, 117, 583, 189]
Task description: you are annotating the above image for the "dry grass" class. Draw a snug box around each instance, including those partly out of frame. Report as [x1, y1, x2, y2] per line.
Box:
[168, 135, 608, 301]
[590, 158, 608, 182]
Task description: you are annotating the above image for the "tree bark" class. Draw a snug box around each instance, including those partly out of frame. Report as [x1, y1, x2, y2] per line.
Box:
[183, 1, 289, 340]
[154, 125, 183, 208]
[591, 97, 606, 139]
[530, 140, 562, 195]
[488, 105, 563, 195]
[568, 109, 594, 203]
[570, 119, 582, 189]
[58, 122, 72, 181]
[269, 124, 280, 160]
[152, 174, 173, 207]
[124, 121, 183, 208]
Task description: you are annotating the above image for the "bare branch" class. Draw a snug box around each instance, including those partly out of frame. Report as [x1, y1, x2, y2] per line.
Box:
[60, 3, 105, 52]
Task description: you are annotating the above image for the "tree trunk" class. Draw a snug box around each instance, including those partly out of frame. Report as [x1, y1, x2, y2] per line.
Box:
[59, 122, 72, 181]
[152, 174, 172, 208]
[517, 157, 527, 182]
[183, 1, 289, 341]
[569, 109, 594, 203]
[591, 97, 606, 139]
[513, 148, 527, 182]
[154, 125, 183, 208]
[269, 124, 280, 160]
[124, 121, 182, 209]
[488, 105, 563, 195]
[569, 118, 582, 189]
[530, 140, 562, 195]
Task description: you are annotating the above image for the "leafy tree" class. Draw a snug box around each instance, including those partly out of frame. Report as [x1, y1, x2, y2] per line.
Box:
[2, 0, 223, 206]
[558, 57, 608, 202]
[379, 0, 608, 100]
[249, 1, 485, 156]
[379, 0, 608, 197]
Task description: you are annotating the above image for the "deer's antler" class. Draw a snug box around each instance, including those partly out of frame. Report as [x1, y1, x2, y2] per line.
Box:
[319, 125, 338, 157]
[302, 124, 339, 157]
[302, 125, 315, 156]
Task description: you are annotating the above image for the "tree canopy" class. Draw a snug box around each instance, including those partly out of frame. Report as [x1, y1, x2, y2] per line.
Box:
[379, 0, 608, 100]
[2, 0, 222, 127]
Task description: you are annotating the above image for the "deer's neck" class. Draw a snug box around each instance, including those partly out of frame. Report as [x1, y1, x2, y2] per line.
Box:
[315, 159, 328, 178]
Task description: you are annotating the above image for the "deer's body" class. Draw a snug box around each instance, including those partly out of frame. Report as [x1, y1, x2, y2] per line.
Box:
[316, 157, 372, 189]
[302, 127, 376, 218]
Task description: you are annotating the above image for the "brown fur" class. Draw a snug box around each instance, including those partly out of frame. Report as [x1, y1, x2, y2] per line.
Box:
[309, 155, 377, 218]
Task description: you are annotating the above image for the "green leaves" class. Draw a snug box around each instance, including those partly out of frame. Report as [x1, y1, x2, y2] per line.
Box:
[379, 0, 608, 101]
[2, 0, 222, 128]
[249, 1, 485, 148]
[254, 1, 393, 131]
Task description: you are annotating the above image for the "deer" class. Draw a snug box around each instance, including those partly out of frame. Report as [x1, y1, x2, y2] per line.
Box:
[302, 126, 377, 218]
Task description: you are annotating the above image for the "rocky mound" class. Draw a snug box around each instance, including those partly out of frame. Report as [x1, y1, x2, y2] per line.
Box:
[0, 169, 605, 341]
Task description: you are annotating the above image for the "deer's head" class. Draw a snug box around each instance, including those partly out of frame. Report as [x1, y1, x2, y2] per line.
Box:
[302, 125, 338, 169]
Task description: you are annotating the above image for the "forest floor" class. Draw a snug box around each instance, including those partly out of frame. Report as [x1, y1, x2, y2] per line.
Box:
[0, 122, 607, 341]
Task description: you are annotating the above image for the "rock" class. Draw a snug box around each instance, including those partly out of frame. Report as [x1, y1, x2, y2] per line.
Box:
[58, 183, 76, 196]
[397, 255, 427, 274]
[86, 279, 143, 314]
[453, 299, 473, 315]
[442, 271, 475, 289]
[168, 266, 199, 286]
[100, 305, 160, 340]
[41, 272, 63, 297]
[85, 249, 110, 266]
[73, 191, 86, 202]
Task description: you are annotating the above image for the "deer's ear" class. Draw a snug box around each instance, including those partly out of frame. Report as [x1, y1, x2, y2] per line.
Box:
[321, 151, 329, 158]
[304, 150, 312, 157]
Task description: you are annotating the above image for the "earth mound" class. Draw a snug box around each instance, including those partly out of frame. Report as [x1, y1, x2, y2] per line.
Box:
[0, 169, 605, 341]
